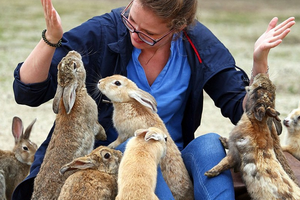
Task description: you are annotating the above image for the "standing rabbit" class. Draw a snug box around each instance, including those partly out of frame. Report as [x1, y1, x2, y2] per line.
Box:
[31, 51, 107, 200]
[116, 127, 167, 200]
[205, 74, 300, 200]
[58, 146, 122, 200]
[0, 116, 37, 200]
[98, 74, 194, 200]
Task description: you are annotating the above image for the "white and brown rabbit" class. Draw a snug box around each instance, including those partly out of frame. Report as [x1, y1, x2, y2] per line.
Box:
[0, 116, 37, 200]
[58, 146, 122, 200]
[98, 74, 194, 200]
[282, 102, 300, 160]
[116, 127, 167, 200]
[31, 51, 107, 200]
[205, 73, 300, 200]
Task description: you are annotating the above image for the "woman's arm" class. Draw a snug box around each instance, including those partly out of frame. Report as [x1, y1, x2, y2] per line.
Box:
[20, 0, 63, 84]
[242, 17, 295, 108]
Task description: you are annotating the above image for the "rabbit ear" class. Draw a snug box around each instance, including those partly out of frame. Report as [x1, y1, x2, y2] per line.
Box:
[59, 157, 95, 175]
[52, 84, 76, 115]
[254, 106, 265, 121]
[23, 118, 37, 140]
[12, 116, 23, 143]
[145, 132, 164, 142]
[62, 84, 76, 114]
[53, 85, 64, 114]
[134, 128, 148, 137]
[128, 89, 157, 112]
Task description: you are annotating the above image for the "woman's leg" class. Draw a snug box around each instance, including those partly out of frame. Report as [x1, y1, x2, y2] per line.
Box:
[182, 133, 235, 200]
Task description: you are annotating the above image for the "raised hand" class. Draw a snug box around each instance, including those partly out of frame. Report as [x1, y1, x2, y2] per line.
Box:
[253, 17, 295, 68]
[41, 0, 63, 44]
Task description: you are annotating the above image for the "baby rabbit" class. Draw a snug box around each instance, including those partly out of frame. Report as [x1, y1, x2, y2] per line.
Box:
[116, 127, 167, 200]
[205, 73, 300, 200]
[31, 51, 107, 200]
[98, 75, 194, 200]
[282, 102, 300, 160]
[58, 146, 122, 200]
[0, 116, 37, 200]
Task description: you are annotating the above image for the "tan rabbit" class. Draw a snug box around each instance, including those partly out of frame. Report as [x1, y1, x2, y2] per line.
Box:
[116, 127, 167, 200]
[205, 74, 300, 200]
[31, 51, 107, 200]
[58, 146, 122, 200]
[98, 74, 194, 200]
[0, 116, 38, 200]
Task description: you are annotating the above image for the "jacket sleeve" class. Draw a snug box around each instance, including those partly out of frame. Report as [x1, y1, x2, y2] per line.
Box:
[204, 67, 249, 124]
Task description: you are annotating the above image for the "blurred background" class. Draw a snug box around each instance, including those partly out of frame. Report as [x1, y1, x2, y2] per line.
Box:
[0, 0, 299, 150]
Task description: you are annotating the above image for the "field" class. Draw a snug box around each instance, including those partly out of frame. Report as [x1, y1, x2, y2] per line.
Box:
[0, 0, 300, 150]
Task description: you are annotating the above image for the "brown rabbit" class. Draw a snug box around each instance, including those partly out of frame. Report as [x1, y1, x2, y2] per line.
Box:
[116, 127, 167, 200]
[0, 116, 37, 200]
[31, 51, 107, 200]
[58, 146, 122, 200]
[98, 74, 194, 200]
[205, 73, 300, 200]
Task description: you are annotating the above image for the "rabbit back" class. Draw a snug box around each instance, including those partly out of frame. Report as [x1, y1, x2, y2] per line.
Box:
[0, 151, 31, 200]
[58, 170, 117, 200]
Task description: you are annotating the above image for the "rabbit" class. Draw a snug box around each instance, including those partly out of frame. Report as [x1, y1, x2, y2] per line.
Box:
[57, 146, 122, 200]
[98, 74, 194, 200]
[31, 50, 107, 200]
[116, 127, 167, 200]
[0, 116, 38, 200]
[281, 102, 300, 160]
[205, 73, 300, 200]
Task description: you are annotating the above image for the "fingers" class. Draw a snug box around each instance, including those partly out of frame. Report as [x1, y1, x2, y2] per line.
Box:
[266, 17, 278, 32]
[274, 17, 295, 32]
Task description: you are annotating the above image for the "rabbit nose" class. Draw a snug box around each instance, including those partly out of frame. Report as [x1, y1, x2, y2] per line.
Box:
[283, 119, 289, 127]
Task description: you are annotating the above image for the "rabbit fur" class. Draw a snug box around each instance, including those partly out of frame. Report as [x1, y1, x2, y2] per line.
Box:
[58, 146, 122, 200]
[205, 73, 300, 200]
[282, 102, 300, 160]
[116, 127, 167, 200]
[98, 74, 194, 200]
[0, 116, 37, 200]
[31, 51, 107, 200]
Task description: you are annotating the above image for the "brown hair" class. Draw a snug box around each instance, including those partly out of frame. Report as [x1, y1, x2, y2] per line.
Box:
[137, 0, 197, 31]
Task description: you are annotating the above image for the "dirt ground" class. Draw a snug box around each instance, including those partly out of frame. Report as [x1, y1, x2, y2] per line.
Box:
[0, 0, 300, 151]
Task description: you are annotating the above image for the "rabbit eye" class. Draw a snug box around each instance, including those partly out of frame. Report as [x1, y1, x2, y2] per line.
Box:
[22, 145, 29, 151]
[73, 63, 77, 70]
[104, 153, 111, 159]
[114, 81, 121, 86]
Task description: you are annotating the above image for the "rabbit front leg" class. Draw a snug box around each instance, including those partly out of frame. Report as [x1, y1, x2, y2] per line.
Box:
[0, 170, 6, 200]
[205, 154, 236, 177]
[108, 136, 127, 149]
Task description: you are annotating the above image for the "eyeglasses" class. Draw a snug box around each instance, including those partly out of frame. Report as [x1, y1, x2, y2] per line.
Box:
[121, 0, 173, 46]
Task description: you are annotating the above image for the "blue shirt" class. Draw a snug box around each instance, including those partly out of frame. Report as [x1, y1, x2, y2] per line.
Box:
[127, 36, 191, 150]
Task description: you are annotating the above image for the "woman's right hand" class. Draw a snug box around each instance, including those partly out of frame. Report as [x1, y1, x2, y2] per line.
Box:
[41, 0, 63, 44]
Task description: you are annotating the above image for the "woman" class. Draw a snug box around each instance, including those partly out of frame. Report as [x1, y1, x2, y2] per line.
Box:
[12, 0, 295, 199]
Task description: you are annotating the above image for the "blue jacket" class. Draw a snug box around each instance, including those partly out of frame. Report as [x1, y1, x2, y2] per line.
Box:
[12, 7, 249, 199]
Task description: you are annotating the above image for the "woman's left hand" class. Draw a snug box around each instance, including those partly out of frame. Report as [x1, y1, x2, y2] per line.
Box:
[253, 17, 295, 71]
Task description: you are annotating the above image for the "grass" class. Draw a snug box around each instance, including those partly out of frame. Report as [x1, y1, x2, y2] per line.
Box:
[0, 0, 300, 149]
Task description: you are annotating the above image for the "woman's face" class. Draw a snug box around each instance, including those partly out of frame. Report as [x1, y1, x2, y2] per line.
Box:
[128, 0, 173, 50]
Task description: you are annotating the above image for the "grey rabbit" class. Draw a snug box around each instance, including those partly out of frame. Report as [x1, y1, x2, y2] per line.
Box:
[31, 50, 107, 200]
